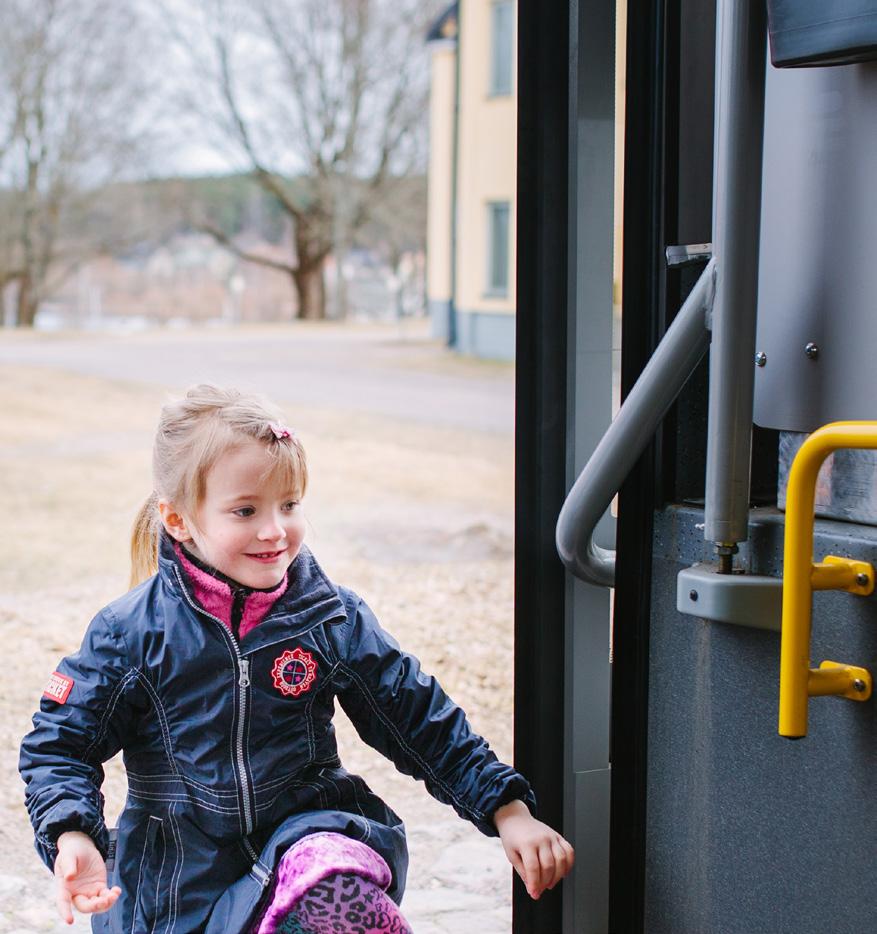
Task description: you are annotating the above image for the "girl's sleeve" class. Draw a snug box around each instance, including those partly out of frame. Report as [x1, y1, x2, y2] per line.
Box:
[19, 608, 134, 871]
[330, 594, 536, 837]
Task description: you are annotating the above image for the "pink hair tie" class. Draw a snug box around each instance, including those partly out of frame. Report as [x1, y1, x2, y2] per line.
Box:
[269, 423, 293, 441]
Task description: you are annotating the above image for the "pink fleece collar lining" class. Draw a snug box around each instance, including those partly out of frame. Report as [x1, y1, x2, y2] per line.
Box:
[173, 542, 288, 638]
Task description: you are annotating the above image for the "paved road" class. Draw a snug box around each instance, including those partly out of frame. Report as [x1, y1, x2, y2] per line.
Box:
[0, 321, 514, 435]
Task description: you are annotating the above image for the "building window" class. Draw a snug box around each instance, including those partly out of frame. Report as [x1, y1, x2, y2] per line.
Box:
[489, 1, 514, 96]
[487, 201, 511, 296]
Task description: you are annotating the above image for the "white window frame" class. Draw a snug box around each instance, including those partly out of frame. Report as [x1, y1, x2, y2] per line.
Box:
[486, 200, 511, 296]
[489, 0, 515, 96]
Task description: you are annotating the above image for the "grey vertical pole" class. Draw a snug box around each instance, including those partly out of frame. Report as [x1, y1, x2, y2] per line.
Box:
[563, 0, 614, 930]
[703, 0, 767, 564]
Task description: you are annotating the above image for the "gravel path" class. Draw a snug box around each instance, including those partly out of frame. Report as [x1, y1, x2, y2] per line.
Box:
[0, 328, 516, 932]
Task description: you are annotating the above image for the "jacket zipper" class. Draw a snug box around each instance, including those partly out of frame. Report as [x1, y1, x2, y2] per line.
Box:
[252, 863, 272, 889]
[172, 566, 255, 834]
[230, 587, 246, 642]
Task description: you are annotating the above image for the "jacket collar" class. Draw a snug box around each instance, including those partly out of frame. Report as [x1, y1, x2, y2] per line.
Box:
[158, 533, 346, 640]
[173, 542, 288, 639]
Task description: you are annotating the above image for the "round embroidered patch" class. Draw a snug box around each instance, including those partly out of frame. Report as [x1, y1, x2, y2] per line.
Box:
[272, 647, 317, 697]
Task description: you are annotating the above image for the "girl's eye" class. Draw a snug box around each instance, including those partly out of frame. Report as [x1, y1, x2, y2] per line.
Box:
[282, 501, 300, 512]
[233, 507, 255, 518]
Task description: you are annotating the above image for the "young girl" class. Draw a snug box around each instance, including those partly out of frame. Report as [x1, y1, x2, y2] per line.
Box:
[20, 385, 574, 932]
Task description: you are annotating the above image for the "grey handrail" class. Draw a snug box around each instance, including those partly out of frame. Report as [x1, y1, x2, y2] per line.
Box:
[556, 259, 717, 586]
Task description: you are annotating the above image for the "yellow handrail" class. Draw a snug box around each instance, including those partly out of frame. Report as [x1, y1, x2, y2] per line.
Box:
[779, 422, 876, 738]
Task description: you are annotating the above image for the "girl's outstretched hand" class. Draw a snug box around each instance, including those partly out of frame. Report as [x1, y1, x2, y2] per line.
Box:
[54, 831, 121, 925]
[494, 799, 575, 900]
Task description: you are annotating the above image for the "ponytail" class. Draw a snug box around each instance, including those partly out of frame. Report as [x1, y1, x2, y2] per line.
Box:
[130, 492, 160, 589]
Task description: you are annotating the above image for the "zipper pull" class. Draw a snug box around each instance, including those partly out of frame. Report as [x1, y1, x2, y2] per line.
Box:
[239, 659, 250, 688]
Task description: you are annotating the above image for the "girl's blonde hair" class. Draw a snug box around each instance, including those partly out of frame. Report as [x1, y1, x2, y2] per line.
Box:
[130, 384, 307, 588]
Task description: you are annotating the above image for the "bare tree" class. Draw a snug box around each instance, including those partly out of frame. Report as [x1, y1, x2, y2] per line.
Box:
[164, 0, 442, 320]
[0, 0, 158, 326]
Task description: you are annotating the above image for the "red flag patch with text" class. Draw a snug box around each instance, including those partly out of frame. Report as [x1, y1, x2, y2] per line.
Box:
[43, 672, 74, 704]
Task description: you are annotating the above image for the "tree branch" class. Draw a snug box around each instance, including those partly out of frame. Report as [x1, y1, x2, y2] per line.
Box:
[212, 24, 305, 220]
[195, 221, 298, 275]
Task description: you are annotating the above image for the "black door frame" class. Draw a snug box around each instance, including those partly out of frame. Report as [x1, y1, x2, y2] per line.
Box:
[516, 1, 717, 931]
[514, 0, 571, 930]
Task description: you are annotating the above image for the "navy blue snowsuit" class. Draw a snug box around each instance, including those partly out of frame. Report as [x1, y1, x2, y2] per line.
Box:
[19, 537, 533, 932]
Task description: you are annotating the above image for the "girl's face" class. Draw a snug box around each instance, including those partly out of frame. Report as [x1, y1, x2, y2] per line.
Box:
[166, 440, 306, 589]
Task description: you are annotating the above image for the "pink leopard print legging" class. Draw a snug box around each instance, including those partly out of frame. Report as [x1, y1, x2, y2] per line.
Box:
[250, 832, 412, 934]
[274, 872, 412, 934]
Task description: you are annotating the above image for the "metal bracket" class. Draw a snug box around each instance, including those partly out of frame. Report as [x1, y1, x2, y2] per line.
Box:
[677, 564, 782, 631]
[811, 555, 874, 595]
[666, 242, 713, 268]
[812, 661, 872, 701]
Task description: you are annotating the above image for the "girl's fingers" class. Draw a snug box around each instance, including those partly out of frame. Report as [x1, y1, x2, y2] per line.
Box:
[563, 837, 576, 867]
[548, 839, 569, 888]
[521, 848, 542, 897]
[63, 851, 79, 883]
[101, 886, 122, 907]
[67, 885, 117, 914]
[508, 835, 576, 898]
[508, 847, 525, 881]
[55, 884, 74, 925]
[507, 847, 532, 895]
[55, 849, 74, 882]
[72, 892, 113, 913]
[538, 842, 555, 894]
[54, 853, 76, 924]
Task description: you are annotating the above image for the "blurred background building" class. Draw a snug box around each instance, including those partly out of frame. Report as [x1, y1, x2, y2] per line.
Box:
[427, 1, 517, 361]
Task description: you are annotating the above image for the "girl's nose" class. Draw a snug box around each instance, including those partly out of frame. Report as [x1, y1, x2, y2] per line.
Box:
[257, 514, 286, 541]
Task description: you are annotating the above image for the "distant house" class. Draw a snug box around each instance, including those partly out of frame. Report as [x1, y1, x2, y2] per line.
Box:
[427, 1, 516, 361]
[41, 233, 297, 329]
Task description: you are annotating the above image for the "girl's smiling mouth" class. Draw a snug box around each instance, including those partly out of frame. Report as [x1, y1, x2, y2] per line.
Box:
[246, 550, 286, 562]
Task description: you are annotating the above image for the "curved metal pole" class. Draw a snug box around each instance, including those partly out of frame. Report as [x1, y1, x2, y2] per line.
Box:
[556, 260, 716, 586]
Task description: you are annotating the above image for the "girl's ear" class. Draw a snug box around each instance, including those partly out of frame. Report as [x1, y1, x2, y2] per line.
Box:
[158, 499, 193, 542]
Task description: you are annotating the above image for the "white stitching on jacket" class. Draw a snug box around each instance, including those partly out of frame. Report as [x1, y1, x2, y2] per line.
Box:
[338, 662, 485, 823]
[148, 821, 167, 934]
[127, 790, 239, 814]
[131, 817, 160, 934]
[83, 667, 140, 763]
[131, 672, 180, 775]
[163, 802, 182, 934]
[127, 772, 239, 799]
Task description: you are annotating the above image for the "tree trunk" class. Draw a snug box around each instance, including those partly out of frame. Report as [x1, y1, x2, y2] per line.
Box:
[293, 210, 330, 319]
[292, 261, 326, 320]
[16, 274, 38, 327]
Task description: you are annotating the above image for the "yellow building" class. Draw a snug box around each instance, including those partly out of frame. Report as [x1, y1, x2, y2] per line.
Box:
[427, 1, 517, 360]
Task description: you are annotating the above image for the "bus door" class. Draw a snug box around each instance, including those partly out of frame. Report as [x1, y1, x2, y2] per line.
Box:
[518, 1, 877, 932]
